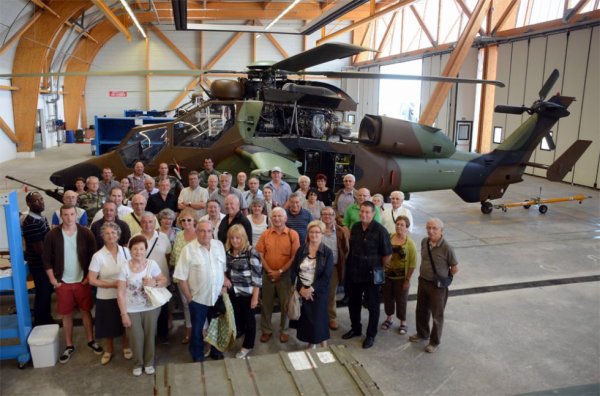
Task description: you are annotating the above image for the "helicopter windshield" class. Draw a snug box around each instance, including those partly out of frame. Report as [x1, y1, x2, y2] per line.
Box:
[173, 103, 235, 148]
[117, 126, 168, 167]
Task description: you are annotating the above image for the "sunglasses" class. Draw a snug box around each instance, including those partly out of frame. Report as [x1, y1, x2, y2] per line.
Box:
[180, 218, 194, 222]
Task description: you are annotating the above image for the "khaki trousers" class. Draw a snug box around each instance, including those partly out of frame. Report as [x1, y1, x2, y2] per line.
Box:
[260, 271, 291, 335]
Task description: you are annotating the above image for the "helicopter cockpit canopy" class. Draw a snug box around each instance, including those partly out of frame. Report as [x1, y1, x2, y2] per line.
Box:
[173, 103, 235, 148]
[118, 126, 169, 167]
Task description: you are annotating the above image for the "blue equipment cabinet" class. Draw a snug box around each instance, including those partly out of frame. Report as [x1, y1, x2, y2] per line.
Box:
[94, 116, 174, 156]
[0, 190, 32, 368]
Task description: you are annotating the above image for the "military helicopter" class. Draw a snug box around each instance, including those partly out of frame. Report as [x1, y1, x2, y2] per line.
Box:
[39, 43, 589, 214]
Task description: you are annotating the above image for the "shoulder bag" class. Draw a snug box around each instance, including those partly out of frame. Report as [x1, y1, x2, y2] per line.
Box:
[143, 261, 172, 307]
[287, 273, 302, 320]
[426, 241, 453, 289]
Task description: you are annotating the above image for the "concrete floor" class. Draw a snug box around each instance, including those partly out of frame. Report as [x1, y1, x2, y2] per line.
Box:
[0, 144, 599, 395]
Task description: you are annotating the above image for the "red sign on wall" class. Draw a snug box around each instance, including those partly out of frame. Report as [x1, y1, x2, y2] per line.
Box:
[109, 91, 128, 97]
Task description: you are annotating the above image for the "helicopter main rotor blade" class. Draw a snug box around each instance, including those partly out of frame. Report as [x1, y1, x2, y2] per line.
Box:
[0, 69, 241, 78]
[271, 43, 373, 72]
[539, 69, 560, 101]
[494, 105, 529, 114]
[297, 71, 506, 87]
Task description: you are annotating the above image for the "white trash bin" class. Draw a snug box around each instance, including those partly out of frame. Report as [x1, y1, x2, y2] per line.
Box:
[27, 324, 60, 368]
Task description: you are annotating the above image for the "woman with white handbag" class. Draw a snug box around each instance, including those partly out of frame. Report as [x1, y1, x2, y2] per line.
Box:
[117, 235, 167, 376]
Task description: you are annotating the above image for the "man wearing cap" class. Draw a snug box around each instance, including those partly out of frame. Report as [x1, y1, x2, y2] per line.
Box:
[264, 167, 292, 208]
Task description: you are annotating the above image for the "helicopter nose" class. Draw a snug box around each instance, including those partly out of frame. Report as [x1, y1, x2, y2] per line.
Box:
[50, 163, 102, 189]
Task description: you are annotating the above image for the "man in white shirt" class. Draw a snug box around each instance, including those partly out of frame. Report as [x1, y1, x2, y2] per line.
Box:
[178, 171, 209, 217]
[174, 220, 226, 362]
[140, 177, 159, 200]
[381, 191, 414, 233]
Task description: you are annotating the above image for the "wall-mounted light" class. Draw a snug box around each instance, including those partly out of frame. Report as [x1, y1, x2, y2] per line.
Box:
[119, 0, 147, 38]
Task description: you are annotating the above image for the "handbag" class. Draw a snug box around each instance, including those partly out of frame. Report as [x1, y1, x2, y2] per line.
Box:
[426, 241, 453, 289]
[143, 262, 172, 307]
[287, 283, 302, 320]
[372, 266, 385, 285]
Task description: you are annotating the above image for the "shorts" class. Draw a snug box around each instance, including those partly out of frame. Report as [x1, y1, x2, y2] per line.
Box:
[56, 282, 93, 315]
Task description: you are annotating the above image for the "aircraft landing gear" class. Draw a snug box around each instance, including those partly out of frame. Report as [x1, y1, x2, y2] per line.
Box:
[538, 204, 548, 214]
[481, 201, 493, 214]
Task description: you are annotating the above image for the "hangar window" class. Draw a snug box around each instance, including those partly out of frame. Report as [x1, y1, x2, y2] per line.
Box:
[379, 59, 422, 123]
[540, 131, 553, 151]
[493, 127, 503, 144]
[173, 104, 235, 148]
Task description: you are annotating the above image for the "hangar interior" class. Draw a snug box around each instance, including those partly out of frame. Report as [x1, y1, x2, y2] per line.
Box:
[0, 1, 599, 395]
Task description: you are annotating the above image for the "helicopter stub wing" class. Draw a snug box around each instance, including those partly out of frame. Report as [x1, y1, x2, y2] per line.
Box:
[234, 146, 301, 181]
[271, 43, 372, 72]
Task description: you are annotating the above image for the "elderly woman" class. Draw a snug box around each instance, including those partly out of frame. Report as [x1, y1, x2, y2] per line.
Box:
[117, 235, 167, 376]
[157, 208, 179, 247]
[290, 220, 333, 349]
[170, 208, 198, 344]
[303, 188, 324, 220]
[372, 194, 385, 213]
[295, 175, 311, 206]
[224, 224, 262, 358]
[380, 215, 417, 334]
[315, 174, 334, 207]
[247, 198, 268, 244]
[199, 199, 225, 240]
[136, 212, 172, 344]
[88, 222, 132, 365]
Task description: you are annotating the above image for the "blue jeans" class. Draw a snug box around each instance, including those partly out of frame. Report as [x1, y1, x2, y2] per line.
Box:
[188, 301, 209, 362]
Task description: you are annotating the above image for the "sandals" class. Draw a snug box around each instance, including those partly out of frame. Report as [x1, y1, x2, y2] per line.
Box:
[399, 325, 408, 335]
[380, 320, 393, 330]
[123, 348, 133, 360]
[101, 352, 112, 365]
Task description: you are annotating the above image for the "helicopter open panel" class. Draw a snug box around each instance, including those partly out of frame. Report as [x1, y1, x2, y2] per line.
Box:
[173, 103, 236, 148]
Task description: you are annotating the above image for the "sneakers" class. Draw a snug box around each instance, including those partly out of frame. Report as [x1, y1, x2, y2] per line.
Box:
[123, 348, 133, 360]
[87, 340, 104, 355]
[408, 334, 425, 343]
[132, 367, 143, 376]
[425, 344, 439, 353]
[59, 346, 75, 364]
[145, 366, 155, 375]
[236, 348, 251, 359]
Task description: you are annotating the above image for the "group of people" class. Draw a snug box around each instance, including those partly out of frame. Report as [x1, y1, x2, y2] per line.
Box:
[21, 158, 459, 376]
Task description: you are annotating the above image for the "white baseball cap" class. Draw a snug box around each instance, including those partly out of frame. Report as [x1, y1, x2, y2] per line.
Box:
[271, 166, 282, 173]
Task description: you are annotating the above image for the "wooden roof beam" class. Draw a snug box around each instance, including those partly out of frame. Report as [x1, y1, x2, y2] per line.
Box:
[148, 25, 197, 69]
[317, 0, 416, 45]
[0, 116, 19, 145]
[375, 12, 398, 59]
[454, 0, 486, 36]
[409, 5, 437, 47]
[496, 8, 600, 36]
[90, 0, 132, 41]
[564, 0, 592, 22]
[64, 20, 98, 44]
[30, 0, 60, 18]
[419, 0, 492, 126]
[491, 0, 519, 36]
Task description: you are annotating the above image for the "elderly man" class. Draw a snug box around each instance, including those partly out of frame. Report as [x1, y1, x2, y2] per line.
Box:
[154, 162, 183, 196]
[243, 176, 263, 207]
[91, 187, 133, 224]
[178, 171, 209, 217]
[90, 201, 131, 249]
[123, 194, 156, 235]
[333, 174, 358, 221]
[382, 191, 414, 233]
[256, 207, 300, 343]
[43, 205, 102, 363]
[140, 177, 158, 200]
[285, 192, 313, 243]
[320, 206, 349, 331]
[209, 172, 247, 214]
[147, 179, 178, 215]
[128, 161, 150, 194]
[22, 192, 53, 326]
[78, 176, 106, 220]
[174, 220, 226, 362]
[236, 171, 247, 191]
[342, 201, 392, 349]
[343, 188, 381, 230]
[198, 158, 221, 188]
[98, 167, 120, 197]
[52, 190, 88, 228]
[206, 174, 219, 196]
[217, 194, 253, 245]
[409, 218, 458, 353]
[264, 166, 292, 208]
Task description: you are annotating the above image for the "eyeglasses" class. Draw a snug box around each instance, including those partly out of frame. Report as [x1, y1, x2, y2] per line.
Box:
[180, 218, 194, 222]
[321, 212, 334, 216]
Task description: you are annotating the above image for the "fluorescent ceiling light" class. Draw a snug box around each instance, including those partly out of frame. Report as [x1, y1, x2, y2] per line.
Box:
[265, 0, 302, 31]
[119, 0, 147, 38]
